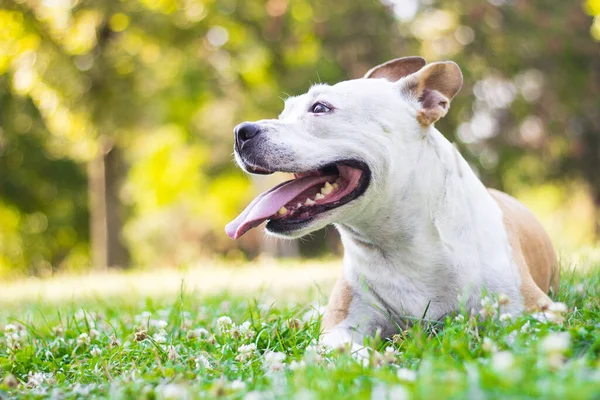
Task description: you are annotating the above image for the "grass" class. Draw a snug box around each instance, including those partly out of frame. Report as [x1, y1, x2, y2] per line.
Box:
[1, 259, 600, 399]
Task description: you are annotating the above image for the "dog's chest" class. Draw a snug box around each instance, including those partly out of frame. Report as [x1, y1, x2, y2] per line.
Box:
[345, 252, 473, 320]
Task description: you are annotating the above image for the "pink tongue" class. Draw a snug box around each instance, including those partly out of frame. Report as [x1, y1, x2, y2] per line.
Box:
[225, 175, 334, 239]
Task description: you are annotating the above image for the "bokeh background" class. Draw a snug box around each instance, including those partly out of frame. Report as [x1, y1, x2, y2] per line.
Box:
[1, 0, 599, 278]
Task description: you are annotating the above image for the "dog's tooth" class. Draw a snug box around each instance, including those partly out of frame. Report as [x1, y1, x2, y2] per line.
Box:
[315, 193, 325, 200]
[321, 182, 333, 195]
[305, 198, 315, 206]
[297, 202, 302, 208]
[332, 182, 339, 190]
[277, 207, 288, 215]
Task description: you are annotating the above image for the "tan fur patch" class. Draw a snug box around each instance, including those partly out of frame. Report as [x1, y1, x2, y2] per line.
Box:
[489, 189, 559, 310]
[322, 274, 353, 330]
[404, 62, 462, 127]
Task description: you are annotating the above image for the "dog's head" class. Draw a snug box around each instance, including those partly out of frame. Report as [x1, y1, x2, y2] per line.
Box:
[226, 57, 463, 239]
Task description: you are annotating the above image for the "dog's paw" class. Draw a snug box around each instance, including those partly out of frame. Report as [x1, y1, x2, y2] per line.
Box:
[320, 329, 371, 365]
[530, 311, 562, 324]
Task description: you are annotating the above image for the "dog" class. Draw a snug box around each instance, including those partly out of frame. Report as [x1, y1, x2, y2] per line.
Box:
[226, 56, 559, 352]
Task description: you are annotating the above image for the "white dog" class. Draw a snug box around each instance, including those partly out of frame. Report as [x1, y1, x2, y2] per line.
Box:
[226, 57, 559, 351]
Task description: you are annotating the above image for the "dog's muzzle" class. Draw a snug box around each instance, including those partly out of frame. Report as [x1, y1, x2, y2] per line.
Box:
[233, 122, 274, 175]
[234, 122, 262, 151]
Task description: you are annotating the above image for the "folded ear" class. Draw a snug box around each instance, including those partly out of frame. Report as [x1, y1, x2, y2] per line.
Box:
[364, 56, 427, 82]
[402, 61, 463, 127]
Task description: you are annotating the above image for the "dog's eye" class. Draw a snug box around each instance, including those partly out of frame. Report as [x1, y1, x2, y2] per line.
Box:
[310, 102, 332, 114]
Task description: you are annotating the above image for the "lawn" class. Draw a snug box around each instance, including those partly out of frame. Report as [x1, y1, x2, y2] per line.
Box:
[1, 257, 599, 399]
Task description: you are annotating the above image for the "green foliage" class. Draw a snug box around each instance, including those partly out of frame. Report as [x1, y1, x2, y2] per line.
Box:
[1, 263, 600, 398]
[0, 0, 598, 274]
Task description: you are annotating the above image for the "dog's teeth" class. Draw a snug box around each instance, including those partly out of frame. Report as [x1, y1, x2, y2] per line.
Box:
[321, 182, 333, 195]
[332, 182, 339, 190]
[305, 198, 315, 206]
[277, 207, 288, 215]
[297, 203, 302, 208]
[315, 193, 325, 200]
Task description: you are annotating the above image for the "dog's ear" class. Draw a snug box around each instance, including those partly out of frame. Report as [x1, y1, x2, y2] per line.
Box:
[364, 56, 427, 82]
[402, 61, 463, 127]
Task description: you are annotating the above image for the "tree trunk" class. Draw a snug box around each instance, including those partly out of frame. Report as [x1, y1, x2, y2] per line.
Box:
[592, 188, 600, 242]
[88, 142, 129, 270]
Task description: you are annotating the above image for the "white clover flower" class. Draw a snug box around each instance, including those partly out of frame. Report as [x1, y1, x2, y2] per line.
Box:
[244, 391, 263, 400]
[77, 333, 91, 346]
[72, 383, 95, 396]
[263, 351, 286, 372]
[74, 309, 87, 321]
[229, 379, 246, 391]
[75, 309, 96, 328]
[3, 374, 18, 389]
[498, 294, 511, 306]
[237, 321, 256, 339]
[4, 324, 17, 333]
[109, 335, 121, 348]
[167, 345, 179, 361]
[304, 341, 332, 365]
[90, 328, 101, 340]
[388, 385, 409, 400]
[153, 330, 168, 344]
[196, 354, 211, 370]
[371, 383, 389, 400]
[90, 346, 102, 357]
[138, 311, 152, 320]
[301, 306, 326, 323]
[479, 296, 499, 319]
[377, 346, 398, 364]
[303, 345, 323, 364]
[238, 321, 251, 333]
[396, 368, 417, 382]
[150, 320, 168, 329]
[187, 327, 209, 339]
[236, 343, 257, 362]
[499, 313, 513, 322]
[454, 314, 465, 323]
[26, 372, 52, 388]
[491, 351, 514, 372]
[182, 319, 193, 330]
[540, 332, 571, 369]
[52, 325, 64, 337]
[156, 383, 189, 400]
[482, 337, 497, 353]
[6, 332, 21, 350]
[540, 332, 570, 354]
[288, 360, 306, 370]
[216, 316, 233, 334]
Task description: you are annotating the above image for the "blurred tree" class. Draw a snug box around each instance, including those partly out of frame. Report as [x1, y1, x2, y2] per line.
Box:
[1, 0, 598, 276]
[0, 0, 407, 272]
[412, 0, 600, 238]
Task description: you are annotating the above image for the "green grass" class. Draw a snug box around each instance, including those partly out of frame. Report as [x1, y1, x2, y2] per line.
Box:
[1, 264, 600, 399]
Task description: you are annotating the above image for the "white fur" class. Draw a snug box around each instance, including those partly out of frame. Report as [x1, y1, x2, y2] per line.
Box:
[235, 76, 523, 349]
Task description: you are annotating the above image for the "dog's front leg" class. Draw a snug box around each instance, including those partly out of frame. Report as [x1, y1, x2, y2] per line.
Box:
[320, 275, 385, 360]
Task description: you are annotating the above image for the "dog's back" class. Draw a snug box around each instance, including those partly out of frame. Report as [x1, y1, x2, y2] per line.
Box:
[488, 189, 559, 308]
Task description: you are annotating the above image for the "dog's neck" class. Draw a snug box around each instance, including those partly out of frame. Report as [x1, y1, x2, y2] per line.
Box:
[336, 126, 510, 278]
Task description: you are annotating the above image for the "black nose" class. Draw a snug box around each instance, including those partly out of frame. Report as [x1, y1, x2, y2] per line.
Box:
[234, 122, 262, 148]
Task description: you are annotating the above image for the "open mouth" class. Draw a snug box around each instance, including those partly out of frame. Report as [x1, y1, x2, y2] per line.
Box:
[225, 160, 371, 239]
